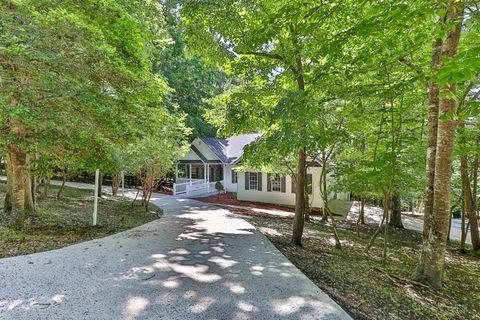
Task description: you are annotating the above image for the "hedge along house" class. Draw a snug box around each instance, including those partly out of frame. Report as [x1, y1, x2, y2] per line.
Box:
[173, 133, 350, 208]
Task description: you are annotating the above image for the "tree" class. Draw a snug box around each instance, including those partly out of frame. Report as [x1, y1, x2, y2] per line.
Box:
[389, 191, 404, 228]
[413, 1, 466, 290]
[1, 0, 170, 224]
[182, 0, 360, 246]
[118, 109, 190, 211]
[456, 122, 480, 250]
[155, 5, 227, 138]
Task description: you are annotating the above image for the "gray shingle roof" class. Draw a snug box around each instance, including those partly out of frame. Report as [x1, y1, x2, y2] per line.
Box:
[200, 133, 262, 164]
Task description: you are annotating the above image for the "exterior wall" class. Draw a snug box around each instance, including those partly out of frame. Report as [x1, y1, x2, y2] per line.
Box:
[182, 149, 202, 161]
[177, 138, 351, 201]
[191, 138, 221, 161]
[223, 164, 238, 192]
[335, 192, 351, 201]
[236, 167, 325, 208]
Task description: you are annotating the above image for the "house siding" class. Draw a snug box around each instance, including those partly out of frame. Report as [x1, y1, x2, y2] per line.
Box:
[223, 164, 238, 192]
[192, 138, 221, 161]
[237, 167, 325, 208]
[176, 135, 351, 202]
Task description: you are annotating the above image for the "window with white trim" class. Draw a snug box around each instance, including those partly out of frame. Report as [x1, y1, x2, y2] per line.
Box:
[271, 174, 281, 192]
[249, 172, 259, 190]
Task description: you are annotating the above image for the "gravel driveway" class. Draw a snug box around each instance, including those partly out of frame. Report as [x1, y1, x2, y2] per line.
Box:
[0, 189, 350, 320]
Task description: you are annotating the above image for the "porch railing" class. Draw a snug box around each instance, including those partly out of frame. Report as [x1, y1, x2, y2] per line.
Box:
[176, 178, 204, 184]
[173, 179, 222, 196]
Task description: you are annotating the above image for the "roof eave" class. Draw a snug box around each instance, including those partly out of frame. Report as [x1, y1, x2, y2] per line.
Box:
[198, 137, 226, 164]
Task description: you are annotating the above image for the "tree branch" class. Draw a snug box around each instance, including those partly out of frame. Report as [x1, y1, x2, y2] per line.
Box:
[236, 51, 284, 61]
[398, 56, 425, 77]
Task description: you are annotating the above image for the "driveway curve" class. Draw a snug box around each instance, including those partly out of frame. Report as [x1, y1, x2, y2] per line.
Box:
[0, 191, 350, 320]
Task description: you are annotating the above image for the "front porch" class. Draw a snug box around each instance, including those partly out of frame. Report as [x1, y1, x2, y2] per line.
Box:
[173, 162, 225, 196]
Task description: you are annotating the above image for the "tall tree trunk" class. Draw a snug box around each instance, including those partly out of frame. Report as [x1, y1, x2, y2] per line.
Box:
[31, 152, 39, 207]
[56, 169, 67, 199]
[460, 192, 466, 252]
[112, 173, 120, 197]
[304, 187, 310, 222]
[389, 190, 404, 228]
[382, 191, 390, 265]
[31, 175, 37, 207]
[319, 158, 341, 248]
[321, 166, 329, 222]
[421, 38, 442, 240]
[4, 117, 34, 221]
[292, 147, 307, 246]
[43, 176, 50, 198]
[413, 2, 464, 290]
[360, 197, 366, 224]
[458, 129, 480, 250]
[365, 200, 388, 254]
[5, 146, 34, 226]
[447, 211, 452, 244]
[4, 157, 14, 216]
[290, 23, 307, 246]
[472, 146, 479, 209]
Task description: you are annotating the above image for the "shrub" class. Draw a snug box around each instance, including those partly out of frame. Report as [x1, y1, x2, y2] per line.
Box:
[215, 181, 224, 192]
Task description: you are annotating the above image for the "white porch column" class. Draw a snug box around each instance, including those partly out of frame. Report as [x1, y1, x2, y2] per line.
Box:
[92, 169, 99, 226]
[206, 164, 209, 182]
[189, 163, 192, 180]
[223, 164, 226, 185]
[204, 163, 206, 182]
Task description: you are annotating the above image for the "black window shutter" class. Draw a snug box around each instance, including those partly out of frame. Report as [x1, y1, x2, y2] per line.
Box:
[291, 176, 296, 194]
[281, 176, 286, 193]
[245, 172, 250, 190]
[267, 173, 271, 192]
[258, 172, 262, 191]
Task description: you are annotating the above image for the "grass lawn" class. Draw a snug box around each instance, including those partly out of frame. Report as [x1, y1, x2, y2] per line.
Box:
[243, 215, 480, 320]
[0, 183, 159, 258]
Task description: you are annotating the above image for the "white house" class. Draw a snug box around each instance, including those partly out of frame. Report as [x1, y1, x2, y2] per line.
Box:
[173, 133, 349, 208]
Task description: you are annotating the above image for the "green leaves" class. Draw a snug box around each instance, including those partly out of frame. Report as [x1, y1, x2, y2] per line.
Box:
[0, 0, 191, 177]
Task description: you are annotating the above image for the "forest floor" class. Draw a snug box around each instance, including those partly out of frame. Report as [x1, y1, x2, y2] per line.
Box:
[242, 215, 480, 320]
[0, 183, 160, 258]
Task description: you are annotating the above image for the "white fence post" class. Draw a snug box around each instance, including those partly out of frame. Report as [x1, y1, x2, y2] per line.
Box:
[93, 169, 99, 226]
[173, 183, 177, 196]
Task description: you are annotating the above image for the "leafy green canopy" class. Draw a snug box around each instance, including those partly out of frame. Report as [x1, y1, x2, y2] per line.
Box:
[1, 0, 188, 174]
[155, 6, 227, 138]
[181, 1, 429, 182]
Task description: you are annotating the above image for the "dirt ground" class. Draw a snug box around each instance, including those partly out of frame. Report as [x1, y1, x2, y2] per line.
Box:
[0, 183, 159, 258]
[240, 214, 480, 320]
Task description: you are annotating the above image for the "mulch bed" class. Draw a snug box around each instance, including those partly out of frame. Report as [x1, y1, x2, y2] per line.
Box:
[222, 206, 292, 219]
[195, 192, 295, 213]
